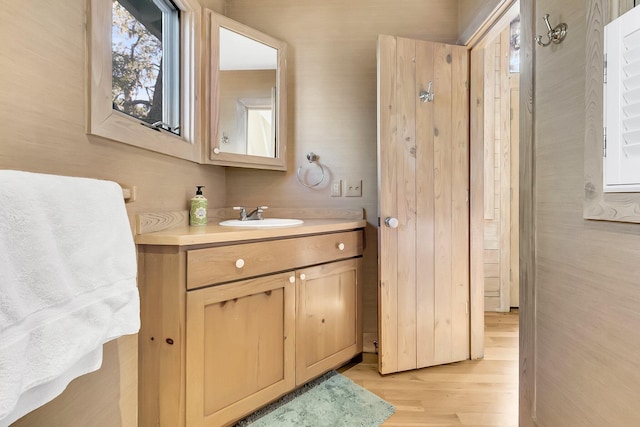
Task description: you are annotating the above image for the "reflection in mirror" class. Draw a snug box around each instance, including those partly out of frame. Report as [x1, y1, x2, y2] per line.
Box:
[207, 11, 287, 170]
[218, 28, 277, 158]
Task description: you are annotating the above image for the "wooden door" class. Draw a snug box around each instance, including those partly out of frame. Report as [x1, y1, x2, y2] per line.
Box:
[185, 272, 295, 427]
[378, 35, 470, 374]
[295, 258, 363, 385]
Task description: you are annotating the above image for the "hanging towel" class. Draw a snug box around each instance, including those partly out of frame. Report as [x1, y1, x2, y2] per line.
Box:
[0, 170, 140, 426]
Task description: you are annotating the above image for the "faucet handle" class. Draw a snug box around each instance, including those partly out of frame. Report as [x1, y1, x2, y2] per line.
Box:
[232, 206, 247, 220]
[256, 206, 268, 220]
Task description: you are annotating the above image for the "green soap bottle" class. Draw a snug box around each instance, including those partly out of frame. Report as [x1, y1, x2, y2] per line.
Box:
[190, 186, 207, 226]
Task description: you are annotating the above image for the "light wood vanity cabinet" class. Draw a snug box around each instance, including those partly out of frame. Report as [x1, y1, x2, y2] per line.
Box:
[296, 258, 362, 385]
[137, 228, 363, 427]
[185, 272, 296, 427]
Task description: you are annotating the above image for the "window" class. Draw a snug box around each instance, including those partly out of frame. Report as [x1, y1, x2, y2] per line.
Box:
[88, 0, 202, 162]
[603, 5, 640, 192]
[111, 0, 180, 133]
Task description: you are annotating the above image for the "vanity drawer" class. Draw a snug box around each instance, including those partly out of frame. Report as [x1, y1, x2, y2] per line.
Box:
[186, 231, 363, 290]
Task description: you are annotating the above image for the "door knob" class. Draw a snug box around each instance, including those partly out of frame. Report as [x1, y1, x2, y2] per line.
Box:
[384, 217, 399, 228]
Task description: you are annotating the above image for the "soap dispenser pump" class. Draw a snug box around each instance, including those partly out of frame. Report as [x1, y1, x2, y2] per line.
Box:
[190, 186, 207, 226]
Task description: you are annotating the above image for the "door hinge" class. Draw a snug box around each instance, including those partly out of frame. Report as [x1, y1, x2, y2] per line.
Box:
[510, 107, 513, 121]
[465, 301, 469, 315]
[604, 53, 607, 84]
[466, 188, 469, 203]
[603, 127, 607, 157]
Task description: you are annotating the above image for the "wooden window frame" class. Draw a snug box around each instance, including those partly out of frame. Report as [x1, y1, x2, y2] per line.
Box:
[87, 0, 202, 163]
[584, 0, 640, 223]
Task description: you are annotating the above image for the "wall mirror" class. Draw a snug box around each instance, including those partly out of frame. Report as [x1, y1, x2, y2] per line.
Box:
[206, 11, 287, 170]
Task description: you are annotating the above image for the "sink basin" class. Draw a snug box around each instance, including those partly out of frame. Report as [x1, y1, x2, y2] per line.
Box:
[219, 218, 304, 228]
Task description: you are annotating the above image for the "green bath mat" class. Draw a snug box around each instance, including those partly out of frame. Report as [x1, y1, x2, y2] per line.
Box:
[235, 371, 395, 427]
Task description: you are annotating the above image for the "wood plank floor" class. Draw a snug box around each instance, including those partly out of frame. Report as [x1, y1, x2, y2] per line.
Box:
[341, 311, 518, 426]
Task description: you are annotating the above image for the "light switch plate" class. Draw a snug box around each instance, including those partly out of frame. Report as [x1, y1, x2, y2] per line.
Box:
[331, 180, 342, 197]
[344, 180, 362, 197]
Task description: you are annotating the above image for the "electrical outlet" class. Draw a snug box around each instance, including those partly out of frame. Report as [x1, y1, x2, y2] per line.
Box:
[344, 180, 362, 197]
[331, 180, 342, 197]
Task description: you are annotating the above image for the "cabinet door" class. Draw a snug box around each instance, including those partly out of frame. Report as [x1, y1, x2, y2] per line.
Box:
[186, 272, 295, 427]
[295, 258, 362, 385]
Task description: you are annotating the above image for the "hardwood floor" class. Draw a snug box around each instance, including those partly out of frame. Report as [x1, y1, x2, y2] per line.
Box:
[341, 311, 518, 426]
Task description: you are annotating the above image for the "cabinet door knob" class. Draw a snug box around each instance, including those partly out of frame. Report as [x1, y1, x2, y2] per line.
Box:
[299, 273, 306, 280]
[384, 217, 399, 228]
[213, 147, 221, 154]
[235, 258, 245, 268]
[337, 242, 345, 251]
[289, 276, 295, 283]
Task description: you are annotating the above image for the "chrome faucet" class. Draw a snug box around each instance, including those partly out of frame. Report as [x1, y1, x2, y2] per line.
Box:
[233, 206, 268, 221]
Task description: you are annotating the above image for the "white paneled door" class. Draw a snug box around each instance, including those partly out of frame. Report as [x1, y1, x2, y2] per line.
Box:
[377, 35, 470, 374]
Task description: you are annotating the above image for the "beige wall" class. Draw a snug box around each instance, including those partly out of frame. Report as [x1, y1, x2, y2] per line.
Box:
[458, 0, 504, 43]
[0, 0, 225, 425]
[524, 0, 640, 424]
[223, 0, 459, 338]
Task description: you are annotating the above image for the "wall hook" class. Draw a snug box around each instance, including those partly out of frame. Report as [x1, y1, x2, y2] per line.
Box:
[535, 14, 568, 47]
[419, 81, 434, 103]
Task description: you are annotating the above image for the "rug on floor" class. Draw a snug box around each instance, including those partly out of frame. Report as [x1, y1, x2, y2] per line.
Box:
[234, 370, 395, 427]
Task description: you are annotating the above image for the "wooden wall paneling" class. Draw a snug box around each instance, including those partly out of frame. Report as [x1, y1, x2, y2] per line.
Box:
[499, 27, 512, 312]
[519, 0, 536, 424]
[396, 36, 418, 371]
[377, 34, 399, 375]
[470, 47, 486, 360]
[584, 0, 640, 222]
[433, 42, 454, 365]
[510, 78, 520, 308]
[482, 36, 501, 310]
[484, 42, 497, 220]
[415, 40, 436, 368]
[450, 45, 471, 362]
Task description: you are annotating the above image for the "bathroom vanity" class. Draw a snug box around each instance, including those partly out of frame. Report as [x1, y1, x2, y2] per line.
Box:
[135, 216, 365, 427]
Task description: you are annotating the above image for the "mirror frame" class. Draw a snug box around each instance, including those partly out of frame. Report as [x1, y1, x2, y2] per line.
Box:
[205, 11, 287, 170]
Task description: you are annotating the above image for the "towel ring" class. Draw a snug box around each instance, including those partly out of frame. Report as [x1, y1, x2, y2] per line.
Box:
[296, 152, 326, 188]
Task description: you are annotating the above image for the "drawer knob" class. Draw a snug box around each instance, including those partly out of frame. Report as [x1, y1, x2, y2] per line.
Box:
[299, 273, 306, 281]
[337, 242, 345, 251]
[289, 276, 295, 283]
[235, 258, 245, 268]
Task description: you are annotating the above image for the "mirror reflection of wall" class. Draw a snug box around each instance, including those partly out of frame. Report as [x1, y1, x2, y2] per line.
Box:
[218, 28, 277, 157]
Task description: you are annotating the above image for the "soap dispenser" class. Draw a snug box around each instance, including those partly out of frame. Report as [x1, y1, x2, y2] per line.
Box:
[190, 186, 207, 226]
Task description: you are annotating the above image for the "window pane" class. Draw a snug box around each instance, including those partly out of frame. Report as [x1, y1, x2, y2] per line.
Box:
[111, 0, 180, 133]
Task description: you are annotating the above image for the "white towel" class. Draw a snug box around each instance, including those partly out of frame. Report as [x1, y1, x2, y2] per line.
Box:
[0, 170, 140, 426]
